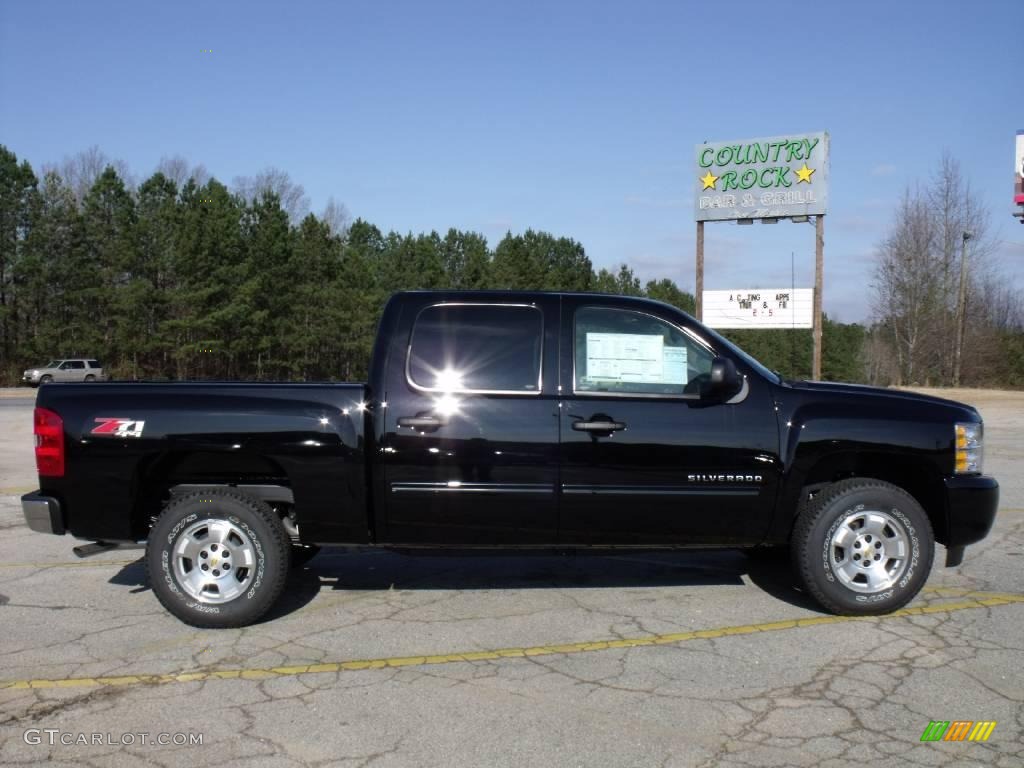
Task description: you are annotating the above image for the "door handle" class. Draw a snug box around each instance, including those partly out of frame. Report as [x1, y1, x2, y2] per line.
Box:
[397, 415, 447, 430]
[572, 419, 626, 432]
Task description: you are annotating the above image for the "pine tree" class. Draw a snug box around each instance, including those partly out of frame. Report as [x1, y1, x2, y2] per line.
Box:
[0, 147, 39, 370]
[80, 166, 136, 367]
[19, 172, 82, 364]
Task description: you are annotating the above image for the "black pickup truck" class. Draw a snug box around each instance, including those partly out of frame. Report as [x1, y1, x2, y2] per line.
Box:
[22, 291, 999, 627]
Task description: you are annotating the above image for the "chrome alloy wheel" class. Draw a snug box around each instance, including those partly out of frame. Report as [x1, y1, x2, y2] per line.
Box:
[828, 509, 911, 594]
[172, 519, 256, 604]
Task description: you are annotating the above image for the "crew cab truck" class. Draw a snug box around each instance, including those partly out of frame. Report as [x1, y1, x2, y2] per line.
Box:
[21, 291, 999, 628]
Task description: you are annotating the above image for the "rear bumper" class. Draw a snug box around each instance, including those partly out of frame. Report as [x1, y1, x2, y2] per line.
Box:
[945, 475, 999, 550]
[21, 492, 65, 535]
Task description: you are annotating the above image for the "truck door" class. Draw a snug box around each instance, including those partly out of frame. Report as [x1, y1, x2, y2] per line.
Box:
[381, 297, 560, 545]
[558, 298, 781, 546]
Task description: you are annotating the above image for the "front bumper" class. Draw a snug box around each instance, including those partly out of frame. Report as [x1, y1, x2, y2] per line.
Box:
[21, 492, 65, 535]
[21, 374, 39, 384]
[945, 474, 999, 553]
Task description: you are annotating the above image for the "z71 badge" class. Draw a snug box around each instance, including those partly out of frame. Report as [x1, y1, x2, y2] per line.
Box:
[91, 417, 146, 438]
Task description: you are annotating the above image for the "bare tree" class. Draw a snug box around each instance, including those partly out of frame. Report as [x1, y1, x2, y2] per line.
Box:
[870, 154, 1004, 386]
[862, 325, 899, 386]
[233, 167, 310, 223]
[44, 146, 136, 205]
[872, 188, 941, 384]
[927, 153, 996, 382]
[320, 196, 350, 236]
[156, 154, 210, 189]
[979, 274, 1024, 332]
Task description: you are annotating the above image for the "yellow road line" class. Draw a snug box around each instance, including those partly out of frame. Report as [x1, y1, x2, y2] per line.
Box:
[2, 590, 1021, 691]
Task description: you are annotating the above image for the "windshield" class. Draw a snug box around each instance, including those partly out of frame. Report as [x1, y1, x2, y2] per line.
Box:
[44, 360, 62, 368]
[699, 325, 782, 384]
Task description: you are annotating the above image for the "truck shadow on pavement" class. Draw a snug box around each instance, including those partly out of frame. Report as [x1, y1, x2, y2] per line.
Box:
[267, 548, 820, 621]
[108, 548, 820, 624]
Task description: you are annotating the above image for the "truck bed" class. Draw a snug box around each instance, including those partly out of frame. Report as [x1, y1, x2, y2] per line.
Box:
[34, 382, 370, 544]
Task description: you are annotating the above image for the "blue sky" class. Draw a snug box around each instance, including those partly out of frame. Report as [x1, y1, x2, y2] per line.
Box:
[1, 0, 1021, 321]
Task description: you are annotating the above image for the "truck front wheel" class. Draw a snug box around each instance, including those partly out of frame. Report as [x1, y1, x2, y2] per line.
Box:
[147, 490, 291, 628]
[791, 478, 934, 615]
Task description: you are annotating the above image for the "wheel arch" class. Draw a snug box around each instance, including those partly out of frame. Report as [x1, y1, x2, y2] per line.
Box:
[131, 450, 294, 540]
[776, 451, 948, 546]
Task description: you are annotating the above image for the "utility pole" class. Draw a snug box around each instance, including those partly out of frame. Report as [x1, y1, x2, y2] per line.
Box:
[695, 221, 704, 321]
[812, 215, 824, 380]
[952, 230, 971, 387]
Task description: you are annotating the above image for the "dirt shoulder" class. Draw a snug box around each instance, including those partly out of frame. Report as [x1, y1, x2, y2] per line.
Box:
[0, 387, 35, 399]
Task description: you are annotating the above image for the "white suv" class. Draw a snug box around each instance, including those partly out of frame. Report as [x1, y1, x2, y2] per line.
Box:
[22, 359, 107, 386]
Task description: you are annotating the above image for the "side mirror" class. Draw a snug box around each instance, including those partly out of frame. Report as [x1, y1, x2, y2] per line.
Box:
[707, 356, 742, 399]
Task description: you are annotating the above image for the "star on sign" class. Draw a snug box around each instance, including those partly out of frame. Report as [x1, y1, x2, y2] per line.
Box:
[700, 171, 719, 190]
[795, 163, 815, 183]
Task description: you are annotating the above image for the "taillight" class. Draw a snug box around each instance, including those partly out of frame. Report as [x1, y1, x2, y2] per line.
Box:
[34, 407, 64, 477]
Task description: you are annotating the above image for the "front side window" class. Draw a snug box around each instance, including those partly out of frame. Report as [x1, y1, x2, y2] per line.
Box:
[58, 361, 71, 370]
[408, 304, 543, 394]
[574, 307, 713, 397]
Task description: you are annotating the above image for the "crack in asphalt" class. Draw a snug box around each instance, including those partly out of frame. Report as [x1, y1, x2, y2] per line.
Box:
[1, 590, 1020, 694]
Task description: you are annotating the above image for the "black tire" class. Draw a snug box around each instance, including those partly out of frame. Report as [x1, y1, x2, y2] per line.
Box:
[84, 374, 96, 382]
[291, 544, 321, 568]
[147, 490, 291, 628]
[792, 478, 934, 615]
[39, 375, 52, 384]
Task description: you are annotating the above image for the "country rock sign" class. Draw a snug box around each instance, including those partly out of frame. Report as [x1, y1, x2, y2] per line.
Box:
[694, 131, 829, 222]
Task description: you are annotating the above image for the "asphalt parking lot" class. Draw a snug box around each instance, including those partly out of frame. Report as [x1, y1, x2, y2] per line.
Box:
[0, 387, 1021, 767]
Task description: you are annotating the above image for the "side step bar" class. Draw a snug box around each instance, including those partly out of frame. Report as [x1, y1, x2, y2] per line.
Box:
[73, 541, 144, 558]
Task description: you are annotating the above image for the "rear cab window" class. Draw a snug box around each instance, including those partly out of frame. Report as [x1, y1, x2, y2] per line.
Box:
[573, 306, 714, 397]
[407, 304, 543, 394]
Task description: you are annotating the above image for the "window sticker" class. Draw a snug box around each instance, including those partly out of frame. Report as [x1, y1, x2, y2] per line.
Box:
[662, 346, 688, 384]
[585, 333, 665, 383]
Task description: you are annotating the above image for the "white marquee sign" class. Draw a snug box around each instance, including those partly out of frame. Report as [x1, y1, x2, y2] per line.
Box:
[702, 288, 813, 329]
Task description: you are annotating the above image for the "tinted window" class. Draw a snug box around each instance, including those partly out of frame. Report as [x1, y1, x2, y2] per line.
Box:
[408, 304, 543, 393]
[58, 361, 71, 369]
[87, 360, 101, 368]
[70, 360, 86, 369]
[574, 307, 713, 397]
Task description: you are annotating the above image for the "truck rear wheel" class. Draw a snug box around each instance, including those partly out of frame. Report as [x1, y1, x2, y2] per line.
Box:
[791, 478, 934, 615]
[147, 490, 291, 628]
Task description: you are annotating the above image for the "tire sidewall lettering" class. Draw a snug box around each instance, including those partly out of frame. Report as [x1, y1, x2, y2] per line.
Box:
[228, 515, 266, 600]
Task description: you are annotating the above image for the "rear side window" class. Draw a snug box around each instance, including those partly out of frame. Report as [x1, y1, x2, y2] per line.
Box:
[574, 306, 713, 397]
[87, 360, 101, 368]
[407, 304, 543, 394]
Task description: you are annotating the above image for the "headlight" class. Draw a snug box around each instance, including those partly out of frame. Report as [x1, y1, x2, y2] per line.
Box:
[954, 422, 983, 474]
